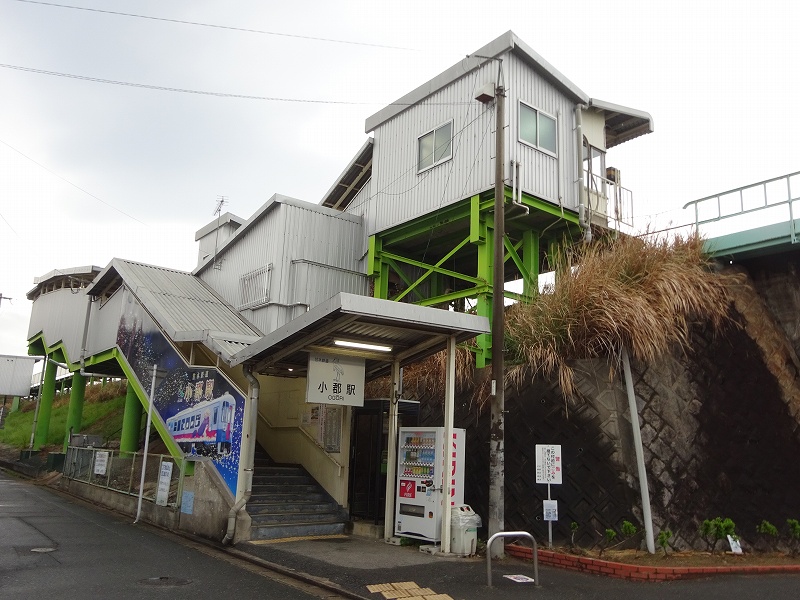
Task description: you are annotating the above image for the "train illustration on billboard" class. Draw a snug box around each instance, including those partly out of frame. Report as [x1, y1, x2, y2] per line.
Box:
[165, 393, 236, 457]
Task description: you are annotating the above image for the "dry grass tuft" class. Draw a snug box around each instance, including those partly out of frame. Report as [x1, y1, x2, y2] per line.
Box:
[505, 233, 742, 399]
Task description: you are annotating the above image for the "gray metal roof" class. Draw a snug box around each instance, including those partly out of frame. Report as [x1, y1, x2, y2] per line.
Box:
[321, 138, 373, 210]
[87, 259, 262, 362]
[194, 211, 246, 241]
[365, 30, 589, 133]
[229, 292, 490, 381]
[27, 265, 103, 299]
[193, 194, 363, 275]
[588, 99, 654, 149]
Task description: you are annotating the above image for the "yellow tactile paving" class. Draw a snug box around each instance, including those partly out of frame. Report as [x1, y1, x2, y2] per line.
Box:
[367, 584, 396, 593]
[382, 590, 412, 599]
[392, 582, 419, 590]
[407, 588, 434, 596]
[423, 595, 453, 600]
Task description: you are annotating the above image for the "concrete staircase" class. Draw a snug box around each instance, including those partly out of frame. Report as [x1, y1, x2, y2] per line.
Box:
[248, 449, 349, 541]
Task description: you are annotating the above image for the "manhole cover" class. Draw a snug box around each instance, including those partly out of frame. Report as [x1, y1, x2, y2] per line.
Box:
[30, 548, 57, 553]
[138, 576, 192, 587]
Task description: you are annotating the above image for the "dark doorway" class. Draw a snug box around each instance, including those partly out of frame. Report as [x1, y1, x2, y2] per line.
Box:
[349, 399, 419, 522]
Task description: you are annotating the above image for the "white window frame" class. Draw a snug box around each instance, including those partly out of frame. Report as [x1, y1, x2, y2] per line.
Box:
[238, 264, 272, 310]
[417, 120, 454, 173]
[518, 101, 557, 157]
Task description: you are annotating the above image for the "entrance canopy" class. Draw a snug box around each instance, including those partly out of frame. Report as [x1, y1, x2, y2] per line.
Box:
[229, 293, 489, 379]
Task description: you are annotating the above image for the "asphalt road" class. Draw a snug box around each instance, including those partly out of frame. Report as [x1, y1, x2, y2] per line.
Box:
[0, 470, 333, 599]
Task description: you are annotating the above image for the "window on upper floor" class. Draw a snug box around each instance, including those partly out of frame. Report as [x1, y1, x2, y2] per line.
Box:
[418, 121, 453, 172]
[519, 102, 557, 155]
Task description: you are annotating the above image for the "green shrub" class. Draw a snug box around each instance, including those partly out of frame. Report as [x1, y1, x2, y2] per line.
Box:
[657, 529, 673, 557]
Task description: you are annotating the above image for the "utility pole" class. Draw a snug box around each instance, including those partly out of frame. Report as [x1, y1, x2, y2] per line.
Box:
[489, 79, 506, 556]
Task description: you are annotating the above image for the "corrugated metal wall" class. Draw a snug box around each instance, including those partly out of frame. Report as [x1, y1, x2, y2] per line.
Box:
[27, 289, 90, 363]
[506, 53, 579, 211]
[352, 52, 581, 236]
[362, 61, 496, 235]
[198, 200, 365, 336]
[86, 288, 125, 357]
[0, 355, 38, 396]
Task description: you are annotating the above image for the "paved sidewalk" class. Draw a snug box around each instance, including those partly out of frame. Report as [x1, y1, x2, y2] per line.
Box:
[232, 534, 800, 600]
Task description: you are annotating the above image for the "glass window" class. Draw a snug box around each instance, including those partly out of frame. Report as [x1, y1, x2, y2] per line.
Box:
[519, 102, 557, 155]
[418, 121, 453, 172]
[539, 113, 557, 154]
[519, 103, 538, 147]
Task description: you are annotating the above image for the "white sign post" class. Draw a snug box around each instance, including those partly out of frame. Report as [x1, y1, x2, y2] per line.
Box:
[535, 444, 562, 549]
[94, 451, 109, 476]
[156, 461, 173, 507]
[306, 351, 365, 407]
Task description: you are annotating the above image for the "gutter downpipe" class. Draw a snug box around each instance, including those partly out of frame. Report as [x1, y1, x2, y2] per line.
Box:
[223, 364, 258, 545]
[575, 105, 591, 243]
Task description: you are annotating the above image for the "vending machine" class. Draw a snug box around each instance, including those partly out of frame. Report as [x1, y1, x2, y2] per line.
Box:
[394, 426, 465, 542]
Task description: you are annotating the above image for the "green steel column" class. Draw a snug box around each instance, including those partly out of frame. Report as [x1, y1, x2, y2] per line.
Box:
[120, 382, 143, 454]
[475, 210, 493, 369]
[522, 229, 540, 298]
[62, 373, 87, 451]
[11, 396, 20, 412]
[33, 359, 58, 450]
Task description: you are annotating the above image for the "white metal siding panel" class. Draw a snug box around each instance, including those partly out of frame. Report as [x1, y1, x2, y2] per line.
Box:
[199, 202, 365, 336]
[506, 53, 579, 210]
[86, 288, 125, 356]
[27, 289, 90, 363]
[366, 62, 497, 236]
[0, 356, 38, 396]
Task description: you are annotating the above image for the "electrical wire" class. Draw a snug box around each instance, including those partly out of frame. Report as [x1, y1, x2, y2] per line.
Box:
[0, 63, 474, 106]
[0, 137, 148, 226]
[12, 0, 415, 51]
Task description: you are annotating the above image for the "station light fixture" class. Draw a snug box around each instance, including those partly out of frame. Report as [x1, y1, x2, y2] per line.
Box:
[333, 339, 392, 353]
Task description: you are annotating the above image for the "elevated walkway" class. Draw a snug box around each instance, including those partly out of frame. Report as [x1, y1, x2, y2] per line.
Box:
[684, 171, 800, 260]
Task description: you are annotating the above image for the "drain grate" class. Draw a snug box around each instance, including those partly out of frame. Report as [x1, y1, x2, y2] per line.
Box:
[138, 576, 192, 587]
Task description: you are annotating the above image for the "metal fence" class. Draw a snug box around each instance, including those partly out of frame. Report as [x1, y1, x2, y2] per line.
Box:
[63, 446, 185, 508]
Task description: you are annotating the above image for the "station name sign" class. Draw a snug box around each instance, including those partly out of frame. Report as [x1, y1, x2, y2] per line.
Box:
[306, 351, 365, 407]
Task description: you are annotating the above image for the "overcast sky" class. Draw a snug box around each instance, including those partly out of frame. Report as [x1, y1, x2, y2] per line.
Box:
[1, 0, 798, 357]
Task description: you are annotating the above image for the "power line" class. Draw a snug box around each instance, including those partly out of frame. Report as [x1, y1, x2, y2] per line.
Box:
[0, 212, 17, 235]
[0, 63, 473, 107]
[12, 0, 415, 51]
[0, 138, 148, 226]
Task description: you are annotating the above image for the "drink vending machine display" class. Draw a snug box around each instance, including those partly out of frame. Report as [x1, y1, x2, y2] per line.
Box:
[395, 427, 465, 542]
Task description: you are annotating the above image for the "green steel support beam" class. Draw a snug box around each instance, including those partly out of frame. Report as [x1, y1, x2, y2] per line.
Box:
[416, 285, 492, 308]
[503, 236, 534, 291]
[378, 200, 475, 247]
[62, 372, 86, 451]
[383, 257, 426, 302]
[11, 396, 20, 412]
[115, 353, 183, 460]
[523, 229, 540, 298]
[519, 190, 580, 224]
[33, 358, 57, 450]
[120, 381, 143, 454]
[392, 236, 474, 302]
[476, 210, 494, 368]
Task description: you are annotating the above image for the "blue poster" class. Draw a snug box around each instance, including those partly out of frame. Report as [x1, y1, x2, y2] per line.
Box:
[116, 291, 243, 494]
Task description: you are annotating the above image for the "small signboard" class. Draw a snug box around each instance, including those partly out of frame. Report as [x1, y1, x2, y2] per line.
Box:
[181, 491, 194, 515]
[399, 480, 416, 499]
[307, 351, 365, 407]
[155, 461, 173, 506]
[503, 574, 536, 583]
[94, 451, 109, 476]
[535, 444, 562, 484]
[543, 499, 558, 521]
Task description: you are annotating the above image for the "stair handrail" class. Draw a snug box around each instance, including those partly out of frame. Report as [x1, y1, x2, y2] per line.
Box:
[256, 411, 343, 476]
